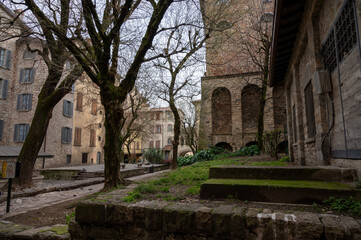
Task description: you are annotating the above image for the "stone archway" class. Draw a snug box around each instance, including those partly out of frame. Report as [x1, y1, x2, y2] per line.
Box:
[242, 84, 261, 133]
[215, 142, 233, 152]
[245, 141, 257, 147]
[179, 151, 193, 156]
[212, 87, 232, 135]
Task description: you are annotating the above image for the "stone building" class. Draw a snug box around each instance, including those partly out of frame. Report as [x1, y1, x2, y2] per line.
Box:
[270, 0, 361, 169]
[0, 3, 104, 168]
[199, 0, 285, 151]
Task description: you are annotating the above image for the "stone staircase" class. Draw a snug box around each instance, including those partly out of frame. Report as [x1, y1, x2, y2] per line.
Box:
[200, 165, 361, 204]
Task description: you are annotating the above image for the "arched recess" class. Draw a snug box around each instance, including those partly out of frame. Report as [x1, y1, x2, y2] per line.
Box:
[212, 87, 232, 134]
[242, 84, 261, 133]
[179, 151, 192, 157]
[245, 141, 257, 147]
[215, 142, 233, 152]
[273, 85, 286, 130]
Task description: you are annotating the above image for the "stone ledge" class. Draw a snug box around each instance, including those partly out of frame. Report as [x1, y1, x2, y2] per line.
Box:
[69, 200, 361, 240]
[0, 221, 70, 240]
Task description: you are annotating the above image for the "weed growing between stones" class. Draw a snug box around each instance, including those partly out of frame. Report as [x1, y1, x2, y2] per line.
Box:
[322, 197, 361, 216]
[65, 212, 75, 225]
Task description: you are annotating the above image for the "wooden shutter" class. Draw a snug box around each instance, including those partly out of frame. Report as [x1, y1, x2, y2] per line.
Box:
[68, 128, 72, 143]
[5, 50, 11, 69]
[156, 140, 160, 149]
[30, 68, 36, 83]
[2, 79, 8, 99]
[61, 127, 66, 143]
[90, 129, 96, 147]
[14, 124, 19, 142]
[150, 141, 154, 148]
[76, 92, 83, 111]
[70, 102, 73, 117]
[0, 120, 3, 140]
[63, 100, 67, 116]
[91, 99, 97, 115]
[28, 94, 33, 110]
[17, 95, 21, 110]
[19, 69, 24, 83]
[74, 127, 82, 145]
[25, 124, 30, 139]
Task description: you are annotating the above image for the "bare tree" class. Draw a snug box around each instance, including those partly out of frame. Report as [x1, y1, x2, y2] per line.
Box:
[154, 1, 207, 169]
[181, 101, 199, 155]
[22, 0, 174, 191]
[3, 1, 83, 187]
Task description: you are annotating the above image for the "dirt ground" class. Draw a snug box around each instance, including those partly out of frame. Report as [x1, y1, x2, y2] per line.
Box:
[4, 198, 80, 227]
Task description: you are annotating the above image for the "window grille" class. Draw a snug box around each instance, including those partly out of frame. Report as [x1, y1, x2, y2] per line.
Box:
[322, 0, 357, 72]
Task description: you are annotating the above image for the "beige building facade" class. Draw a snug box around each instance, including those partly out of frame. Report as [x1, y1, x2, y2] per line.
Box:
[270, 0, 361, 169]
[0, 3, 104, 168]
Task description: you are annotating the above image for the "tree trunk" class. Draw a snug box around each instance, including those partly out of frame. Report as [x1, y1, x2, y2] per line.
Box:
[101, 94, 129, 191]
[18, 103, 54, 187]
[170, 102, 180, 170]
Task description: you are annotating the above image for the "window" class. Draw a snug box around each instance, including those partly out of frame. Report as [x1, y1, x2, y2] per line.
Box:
[262, 0, 272, 3]
[71, 84, 75, 93]
[23, 49, 35, 59]
[156, 125, 161, 133]
[0, 120, 3, 141]
[136, 141, 140, 150]
[149, 140, 154, 148]
[304, 82, 316, 138]
[17, 94, 33, 111]
[322, 0, 357, 72]
[66, 155, 71, 164]
[156, 140, 161, 149]
[260, 13, 273, 22]
[63, 100, 73, 117]
[19, 68, 36, 83]
[90, 129, 96, 147]
[61, 127, 72, 144]
[167, 124, 172, 132]
[82, 153, 88, 163]
[156, 113, 160, 120]
[76, 92, 83, 111]
[216, 20, 232, 30]
[91, 99, 97, 115]
[98, 123, 102, 128]
[167, 138, 172, 145]
[0, 79, 8, 99]
[14, 124, 29, 142]
[166, 111, 172, 120]
[98, 136, 101, 141]
[0, 47, 11, 69]
[74, 127, 82, 146]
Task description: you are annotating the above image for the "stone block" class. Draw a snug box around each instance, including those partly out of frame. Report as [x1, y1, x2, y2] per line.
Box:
[144, 201, 170, 230]
[163, 204, 181, 233]
[245, 208, 261, 239]
[211, 205, 233, 239]
[68, 220, 87, 239]
[177, 204, 196, 234]
[131, 202, 146, 227]
[230, 207, 246, 239]
[75, 203, 106, 223]
[195, 206, 212, 233]
[106, 203, 133, 225]
[294, 212, 323, 239]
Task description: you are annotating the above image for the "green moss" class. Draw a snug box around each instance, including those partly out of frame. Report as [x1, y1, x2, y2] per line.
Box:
[40, 225, 68, 235]
[205, 179, 358, 190]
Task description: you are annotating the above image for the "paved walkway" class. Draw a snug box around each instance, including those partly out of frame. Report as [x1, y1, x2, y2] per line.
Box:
[0, 170, 168, 219]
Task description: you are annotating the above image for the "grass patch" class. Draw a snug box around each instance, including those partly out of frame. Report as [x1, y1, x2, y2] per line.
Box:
[40, 225, 68, 235]
[119, 156, 290, 202]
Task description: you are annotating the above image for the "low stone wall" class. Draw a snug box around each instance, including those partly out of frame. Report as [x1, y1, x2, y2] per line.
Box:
[69, 200, 361, 240]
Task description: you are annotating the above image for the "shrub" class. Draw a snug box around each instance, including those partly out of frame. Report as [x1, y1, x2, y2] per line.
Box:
[323, 197, 361, 216]
[143, 148, 163, 164]
[233, 145, 260, 156]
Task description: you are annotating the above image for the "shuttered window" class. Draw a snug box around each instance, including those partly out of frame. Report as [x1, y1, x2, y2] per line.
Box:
[91, 99, 97, 115]
[90, 129, 96, 147]
[0, 120, 4, 141]
[156, 125, 161, 133]
[14, 124, 29, 142]
[0, 47, 11, 69]
[156, 140, 161, 149]
[63, 100, 73, 117]
[305, 82, 316, 138]
[149, 141, 154, 148]
[167, 124, 172, 132]
[19, 68, 36, 83]
[0, 79, 8, 99]
[76, 92, 83, 111]
[74, 127, 82, 146]
[17, 94, 33, 111]
[61, 127, 72, 144]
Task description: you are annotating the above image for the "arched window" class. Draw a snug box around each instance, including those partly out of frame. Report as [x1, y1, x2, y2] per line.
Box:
[212, 87, 232, 134]
[242, 84, 261, 133]
[168, 138, 172, 145]
[167, 124, 173, 132]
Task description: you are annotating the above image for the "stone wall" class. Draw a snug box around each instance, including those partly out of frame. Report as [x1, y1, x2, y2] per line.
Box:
[69, 200, 361, 240]
[284, 0, 361, 168]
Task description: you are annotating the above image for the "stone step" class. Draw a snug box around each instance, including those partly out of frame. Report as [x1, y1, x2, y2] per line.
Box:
[209, 165, 358, 182]
[200, 178, 361, 204]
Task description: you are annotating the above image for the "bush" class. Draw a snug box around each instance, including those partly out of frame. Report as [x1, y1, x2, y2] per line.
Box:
[323, 197, 361, 216]
[143, 148, 163, 164]
[233, 145, 260, 156]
